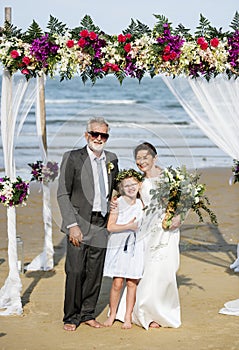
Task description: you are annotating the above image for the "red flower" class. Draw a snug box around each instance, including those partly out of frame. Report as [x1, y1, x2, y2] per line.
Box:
[200, 41, 208, 50]
[22, 56, 30, 65]
[162, 54, 170, 61]
[169, 51, 177, 60]
[102, 62, 120, 72]
[21, 68, 30, 75]
[10, 50, 19, 59]
[124, 43, 131, 53]
[164, 45, 171, 53]
[118, 34, 126, 43]
[80, 29, 89, 38]
[111, 64, 120, 71]
[197, 37, 205, 45]
[89, 31, 97, 40]
[125, 33, 132, 39]
[77, 38, 87, 48]
[66, 40, 74, 48]
[210, 37, 219, 48]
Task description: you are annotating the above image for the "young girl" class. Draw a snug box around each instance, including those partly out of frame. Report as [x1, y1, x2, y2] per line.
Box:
[103, 169, 144, 329]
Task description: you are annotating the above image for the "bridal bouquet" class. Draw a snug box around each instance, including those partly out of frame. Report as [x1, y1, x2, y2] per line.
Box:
[0, 176, 30, 207]
[28, 160, 59, 184]
[146, 166, 218, 230]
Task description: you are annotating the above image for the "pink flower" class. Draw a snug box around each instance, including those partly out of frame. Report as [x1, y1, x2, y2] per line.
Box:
[22, 56, 30, 65]
[77, 38, 87, 48]
[200, 41, 208, 50]
[124, 43, 131, 53]
[21, 68, 30, 75]
[66, 40, 74, 48]
[197, 37, 205, 45]
[210, 37, 219, 48]
[89, 31, 97, 40]
[10, 50, 19, 59]
[80, 29, 89, 38]
[118, 34, 126, 43]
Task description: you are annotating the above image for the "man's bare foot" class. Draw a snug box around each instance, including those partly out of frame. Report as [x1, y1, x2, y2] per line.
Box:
[121, 320, 132, 329]
[83, 319, 104, 328]
[63, 323, 77, 331]
[103, 316, 115, 327]
[149, 321, 160, 328]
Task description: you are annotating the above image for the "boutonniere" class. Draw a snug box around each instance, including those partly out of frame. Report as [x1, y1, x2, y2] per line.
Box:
[107, 161, 114, 174]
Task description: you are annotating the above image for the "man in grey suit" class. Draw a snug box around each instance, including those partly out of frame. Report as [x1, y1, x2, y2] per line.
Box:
[57, 117, 119, 331]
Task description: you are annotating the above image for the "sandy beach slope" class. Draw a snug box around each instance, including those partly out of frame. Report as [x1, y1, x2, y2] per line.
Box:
[0, 167, 239, 350]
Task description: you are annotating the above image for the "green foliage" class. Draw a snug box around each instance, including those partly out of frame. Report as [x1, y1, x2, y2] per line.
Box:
[230, 11, 239, 31]
[79, 15, 102, 34]
[174, 24, 192, 40]
[195, 14, 212, 38]
[1, 20, 22, 39]
[46, 15, 68, 35]
[22, 20, 44, 42]
[123, 19, 151, 38]
[152, 14, 171, 35]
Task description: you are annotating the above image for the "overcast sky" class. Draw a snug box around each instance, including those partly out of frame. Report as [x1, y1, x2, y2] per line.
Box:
[1, 0, 238, 34]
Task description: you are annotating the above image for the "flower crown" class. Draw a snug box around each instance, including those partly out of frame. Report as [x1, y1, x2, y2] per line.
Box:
[115, 169, 143, 183]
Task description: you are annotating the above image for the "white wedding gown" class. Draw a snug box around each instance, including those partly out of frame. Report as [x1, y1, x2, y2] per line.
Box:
[116, 177, 181, 329]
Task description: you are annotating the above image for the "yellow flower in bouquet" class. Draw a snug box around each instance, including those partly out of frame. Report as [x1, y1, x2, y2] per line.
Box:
[146, 165, 217, 230]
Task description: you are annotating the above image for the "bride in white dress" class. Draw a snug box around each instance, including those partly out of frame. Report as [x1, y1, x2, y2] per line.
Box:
[116, 142, 181, 329]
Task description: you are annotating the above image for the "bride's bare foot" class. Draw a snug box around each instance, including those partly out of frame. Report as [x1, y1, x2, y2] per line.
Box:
[149, 321, 160, 328]
[121, 320, 132, 329]
[103, 315, 115, 327]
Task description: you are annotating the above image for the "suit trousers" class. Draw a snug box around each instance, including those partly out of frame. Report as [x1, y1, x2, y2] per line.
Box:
[63, 213, 107, 326]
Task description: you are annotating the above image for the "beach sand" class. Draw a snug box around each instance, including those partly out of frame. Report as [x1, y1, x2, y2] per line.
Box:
[0, 167, 239, 350]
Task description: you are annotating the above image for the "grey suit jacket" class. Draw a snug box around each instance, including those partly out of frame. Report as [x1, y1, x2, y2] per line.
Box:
[57, 145, 119, 236]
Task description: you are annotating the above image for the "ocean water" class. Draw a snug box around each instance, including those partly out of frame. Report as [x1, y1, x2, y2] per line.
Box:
[0, 75, 232, 178]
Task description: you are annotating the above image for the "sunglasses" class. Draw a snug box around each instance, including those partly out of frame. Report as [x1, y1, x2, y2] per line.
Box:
[87, 131, 109, 141]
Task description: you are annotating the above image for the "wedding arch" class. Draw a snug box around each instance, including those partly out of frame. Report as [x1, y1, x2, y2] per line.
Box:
[1, 12, 239, 315]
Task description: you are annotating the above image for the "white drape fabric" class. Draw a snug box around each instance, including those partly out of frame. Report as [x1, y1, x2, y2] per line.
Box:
[25, 75, 54, 271]
[162, 75, 239, 316]
[162, 75, 239, 161]
[0, 70, 37, 315]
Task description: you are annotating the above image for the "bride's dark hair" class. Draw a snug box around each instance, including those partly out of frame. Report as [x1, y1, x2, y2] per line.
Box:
[134, 142, 157, 159]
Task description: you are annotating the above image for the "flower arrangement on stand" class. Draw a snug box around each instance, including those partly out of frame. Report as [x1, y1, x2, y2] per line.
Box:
[230, 159, 239, 184]
[28, 160, 59, 184]
[145, 165, 218, 230]
[0, 176, 30, 207]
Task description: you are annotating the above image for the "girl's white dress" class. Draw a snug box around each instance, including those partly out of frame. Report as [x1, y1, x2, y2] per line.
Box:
[103, 196, 144, 279]
[116, 177, 181, 329]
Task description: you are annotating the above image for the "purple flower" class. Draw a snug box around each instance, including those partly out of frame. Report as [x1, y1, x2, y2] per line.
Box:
[228, 30, 239, 68]
[30, 34, 59, 68]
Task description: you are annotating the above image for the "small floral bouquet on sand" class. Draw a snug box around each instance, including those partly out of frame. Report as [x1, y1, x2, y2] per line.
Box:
[145, 166, 218, 230]
[0, 176, 30, 207]
[28, 160, 59, 184]
[229, 159, 239, 185]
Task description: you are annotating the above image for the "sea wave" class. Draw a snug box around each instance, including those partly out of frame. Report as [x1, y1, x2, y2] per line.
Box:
[45, 99, 139, 105]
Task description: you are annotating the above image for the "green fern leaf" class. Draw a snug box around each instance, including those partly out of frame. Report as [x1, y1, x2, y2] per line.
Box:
[22, 20, 44, 42]
[46, 15, 68, 35]
[230, 11, 239, 31]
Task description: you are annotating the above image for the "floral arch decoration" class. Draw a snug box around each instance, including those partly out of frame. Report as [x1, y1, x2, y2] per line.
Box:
[0, 12, 239, 84]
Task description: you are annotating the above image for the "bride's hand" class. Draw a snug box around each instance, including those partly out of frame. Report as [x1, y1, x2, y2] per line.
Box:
[168, 215, 181, 230]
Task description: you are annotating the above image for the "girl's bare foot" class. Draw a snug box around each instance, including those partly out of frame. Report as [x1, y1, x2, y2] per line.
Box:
[122, 320, 132, 329]
[103, 316, 115, 327]
[149, 321, 160, 328]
